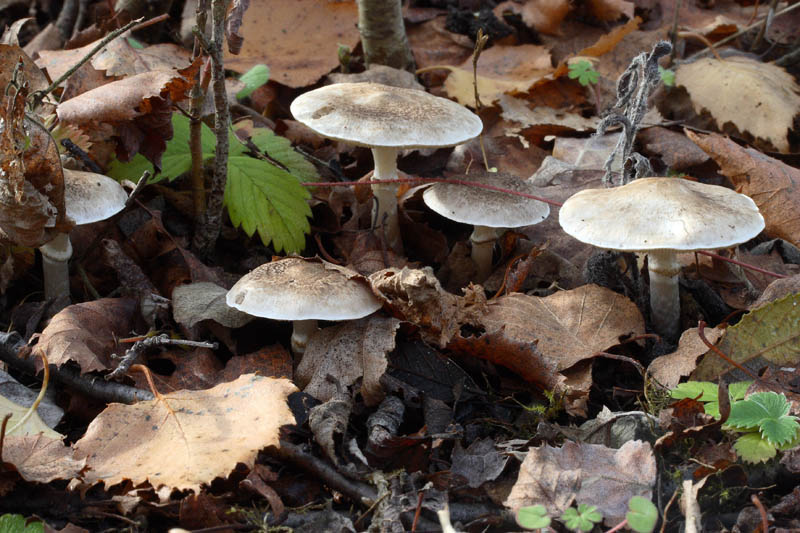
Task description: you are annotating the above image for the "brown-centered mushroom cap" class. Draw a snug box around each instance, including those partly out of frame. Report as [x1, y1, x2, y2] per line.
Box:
[289, 82, 483, 149]
[422, 171, 550, 228]
[63, 169, 128, 225]
[226, 257, 382, 321]
[559, 177, 764, 251]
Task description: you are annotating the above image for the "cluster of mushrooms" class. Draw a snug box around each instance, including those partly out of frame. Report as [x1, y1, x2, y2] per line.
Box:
[225, 81, 764, 349]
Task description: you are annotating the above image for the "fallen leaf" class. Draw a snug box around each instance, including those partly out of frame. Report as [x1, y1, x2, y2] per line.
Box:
[676, 56, 800, 153]
[505, 440, 656, 525]
[638, 127, 709, 170]
[2, 435, 85, 483]
[648, 326, 724, 389]
[295, 316, 401, 406]
[481, 285, 645, 370]
[73, 374, 296, 497]
[0, 395, 63, 439]
[34, 298, 138, 373]
[450, 438, 508, 488]
[223, 0, 360, 87]
[686, 130, 800, 247]
[588, 0, 634, 21]
[494, 0, 572, 35]
[499, 94, 597, 132]
[172, 282, 252, 328]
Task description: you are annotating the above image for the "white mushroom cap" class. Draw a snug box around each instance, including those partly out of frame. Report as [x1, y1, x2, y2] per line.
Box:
[559, 177, 764, 251]
[63, 169, 128, 225]
[422, 171, 550, 228]
[226, 257, 382, 321]
[290, 82, 483, 149]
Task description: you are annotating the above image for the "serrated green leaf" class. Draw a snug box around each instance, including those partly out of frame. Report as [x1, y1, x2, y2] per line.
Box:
[693, 292, 800, 381]
[225, 154, 311, 252]
[760, 416, 800, 446]
[107, 113, 216, 183]
[248, 128, 318, 182]
[237, 64, 270, 99]
[0, 514, 44, 533]
[727, 392, 791, 429]
[626, 496, 658, 533]
[733, 431, 777, 463]
[728, 381, 752, 402]
[516, 505, 551, 529]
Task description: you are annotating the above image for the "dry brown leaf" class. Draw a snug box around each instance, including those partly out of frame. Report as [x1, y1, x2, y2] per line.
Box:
[369, 267, 488, 347]
[499, 95, 597, 132]
[588, 0, 634, 21]
[295, 316, 401, 406]
[172, 282, 252, 328]
[34, 298, 138, 373]
[439, 45, 553, 107]
[482, 285, 644, 370]
[2, 435, 85, 484]
[648, 326, 724, 389]
[638, 127, 709, 170]
[504, 440, 656, 525]
[223, 0, 359, 87]
[73, 374, 296, 497]
[494, 0, 572, 35]
[686, 130, 800, 247]
[677, 57, 800, 153]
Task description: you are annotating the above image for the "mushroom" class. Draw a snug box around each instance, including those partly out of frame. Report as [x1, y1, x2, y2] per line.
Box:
[226, 257, 383, 354]
[39, 169, 128, 300]
[422, 171, 550, 281]
[558, 177, 764, 340]
[290, 82, 483, 251]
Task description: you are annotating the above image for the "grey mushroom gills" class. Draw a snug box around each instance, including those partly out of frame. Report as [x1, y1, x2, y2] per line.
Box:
[646, 250, 682, 341]
[39, 233, 73, 301]
[291, 319, 320, 355]
[371, 146, 402, 251]
[470, 225, 498, 281]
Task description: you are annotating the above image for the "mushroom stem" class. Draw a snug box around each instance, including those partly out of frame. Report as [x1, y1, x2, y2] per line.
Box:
[470, 225, 498, 281]
[291, 319, 319, 355]
[646, 249, 681, 341]
[39, 232, 73, 301]
[370, 146, 402, 251]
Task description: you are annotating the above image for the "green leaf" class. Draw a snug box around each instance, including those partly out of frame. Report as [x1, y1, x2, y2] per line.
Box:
[727, 392, 791, 430]
[560, 504, 602, 532]
[248, 128, 318, 183]
[126, 36, 145, 49]
[733, 431, 777, 463]
[517, 505, 551, 529]
[568, 60, 599, 86]
[107, 113, 216, 184]
[237, 64, 270, 100]
[658, 66, 675, 86]
[671, 381, 719, 403]
[0, 515, 44, 533]
[626, 496, 658, 533]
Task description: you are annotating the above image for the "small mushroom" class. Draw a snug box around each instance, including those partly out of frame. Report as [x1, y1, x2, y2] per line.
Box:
[558, 177, 764, 340]
[422, 171, 550, 281]
[226, 257, 383, 354]
[290, 82, 482, 251]
[39, 169, 128, 300]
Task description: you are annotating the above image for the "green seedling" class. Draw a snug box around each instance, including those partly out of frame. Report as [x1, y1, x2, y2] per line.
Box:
[671, 382, 800, 463]
[658, 66, 675, 86]
[626, 496, 659, 533]
[568, 60, 599, 86]
[236, 64, 270, 100]
[561, 503, 603, 532]
[517, 504, 551, 530]
[0, 514, 44, 533]
[108, 113, 316, 253]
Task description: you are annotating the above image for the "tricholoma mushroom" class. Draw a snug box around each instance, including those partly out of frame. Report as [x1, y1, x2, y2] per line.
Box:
[290, 82, 483, 251]
[559, 177, 764, 339]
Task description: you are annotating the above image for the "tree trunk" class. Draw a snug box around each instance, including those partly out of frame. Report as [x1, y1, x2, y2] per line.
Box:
[357, 0, 415, 71]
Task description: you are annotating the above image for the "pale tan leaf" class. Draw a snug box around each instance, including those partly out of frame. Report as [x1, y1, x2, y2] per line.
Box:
[2, 435, 85, 483]
[648, 326, 724, 389]
[73, 374, 296, 496]
[172, 282, 252, 328]
[34, 298, 138, 373]
[494, 0, 572, 35]
[0, 395, 63, 439]
[482, 285, 644, 370]
[296, 316, 401, 406]
[677, 56, 800, 153]
[505, 440, 656, 525]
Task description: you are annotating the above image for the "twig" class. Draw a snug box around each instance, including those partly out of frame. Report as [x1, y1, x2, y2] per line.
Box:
[472, 29, 490, 172]
[31, 17, 144, 107]
[107, 334, 218, 380]
[696, 250, 786, 278]
[697, 321, 761, 381]
[191, 0, 231, 257]
[189, 2, 211, 222]
[750, 0, 780, 51]
[750, 493, 770, 533]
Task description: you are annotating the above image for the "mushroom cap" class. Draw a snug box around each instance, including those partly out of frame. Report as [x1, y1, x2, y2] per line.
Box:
[422, 171, 550, 228]
[559, 177, 765, 251]
[290, 82, 483, 149]
[226, 257, 382, 321]
[63, 169, 128, 225]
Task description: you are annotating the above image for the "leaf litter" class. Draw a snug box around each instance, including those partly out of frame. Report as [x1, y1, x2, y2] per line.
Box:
[0, 0, 799, 531]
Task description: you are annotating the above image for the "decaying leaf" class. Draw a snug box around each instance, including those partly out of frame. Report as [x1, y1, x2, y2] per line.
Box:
[295, 316, 401, 406]
[686, 130, 800, 247]
[2, 435, 85, 484]
[676, 56, 800, 153]
[370, 267, 488, 347]
[73, 374, 296, 497]
[494, 0, 572, 35]
[172, 282, 252, 328]
[505, 440, 656, 525]
[648, 326, 724, 389]
[34, 298, 138, 373]
[481, 285, 644, 370]
[0, 395, 63, 439]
